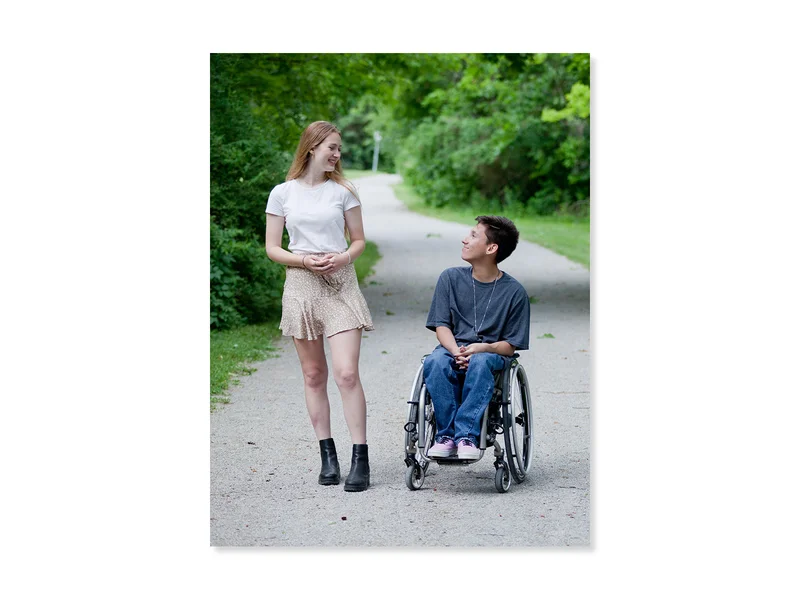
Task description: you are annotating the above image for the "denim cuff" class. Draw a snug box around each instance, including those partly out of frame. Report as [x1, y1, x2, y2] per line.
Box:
[435, 435, 453, 444]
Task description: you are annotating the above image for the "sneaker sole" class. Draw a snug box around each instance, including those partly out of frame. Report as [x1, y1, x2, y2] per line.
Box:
[457, 452, 481, 460]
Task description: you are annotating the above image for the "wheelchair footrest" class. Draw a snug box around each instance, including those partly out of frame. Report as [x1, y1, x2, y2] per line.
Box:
[431, 456, 482, 466]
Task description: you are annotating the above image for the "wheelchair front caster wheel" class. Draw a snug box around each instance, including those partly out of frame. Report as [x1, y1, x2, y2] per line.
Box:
[405, 463, 425, 490]
[494, 464, 510, 493]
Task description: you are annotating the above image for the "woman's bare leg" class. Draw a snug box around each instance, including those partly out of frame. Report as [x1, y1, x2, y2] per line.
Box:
[292, 337, 331, 440]
[328, 328, 367, 444]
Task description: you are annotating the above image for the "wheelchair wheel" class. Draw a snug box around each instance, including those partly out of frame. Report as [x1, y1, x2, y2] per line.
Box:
[405, 463, 425, 490]
[405, 364, 435, 467]
[418, 387, 435, 462]
[494, 463, 510, 493]
[503, 362, 533, 484]
[404, 366, 423, 456]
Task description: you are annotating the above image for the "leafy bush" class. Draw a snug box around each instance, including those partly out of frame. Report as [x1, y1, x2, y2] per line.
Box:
[210, 219, 284, 330]
[211, 55, 291, 242]
[394, 53, 590, 216]
[210, 221, 245, 330]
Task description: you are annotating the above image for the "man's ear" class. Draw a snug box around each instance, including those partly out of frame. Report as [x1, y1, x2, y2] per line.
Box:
[486, 243, 498, 257]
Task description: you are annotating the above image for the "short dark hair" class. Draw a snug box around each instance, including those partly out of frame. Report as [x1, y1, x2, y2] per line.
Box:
[476, 215, 519, 263]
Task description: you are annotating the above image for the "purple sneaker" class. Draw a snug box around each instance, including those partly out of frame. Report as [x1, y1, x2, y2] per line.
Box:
[457, 439, 481, 460]
[428, 439, 457, 458]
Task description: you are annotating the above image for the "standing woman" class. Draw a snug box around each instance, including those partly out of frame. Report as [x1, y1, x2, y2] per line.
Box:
[265, 121, 374, 492]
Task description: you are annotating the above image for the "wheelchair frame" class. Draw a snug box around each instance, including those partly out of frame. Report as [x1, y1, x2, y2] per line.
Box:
[403, 353, 533, 493]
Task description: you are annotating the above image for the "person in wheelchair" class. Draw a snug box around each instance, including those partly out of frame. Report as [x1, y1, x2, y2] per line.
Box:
[424, 215, 530, 460]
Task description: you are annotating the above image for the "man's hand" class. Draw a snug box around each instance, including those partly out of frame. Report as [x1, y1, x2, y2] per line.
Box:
[454, 342, 489, 370]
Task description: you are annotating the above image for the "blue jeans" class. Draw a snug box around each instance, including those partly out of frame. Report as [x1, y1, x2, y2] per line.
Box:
[422, 345, 507, 446]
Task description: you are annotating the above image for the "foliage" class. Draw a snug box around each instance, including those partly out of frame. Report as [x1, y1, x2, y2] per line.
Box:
[210, 218, 284, 330]
[354, 241, 382, 282]
[390, 53, 590, 217]
[210, 54, 289, 241]
[338, 96, 398, 172]
[541, 82, 590, 121]
[210, 220, 244, 330]
[210, 54, 285, 330]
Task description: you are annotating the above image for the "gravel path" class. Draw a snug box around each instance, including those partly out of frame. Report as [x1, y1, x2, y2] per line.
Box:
[210, 174, 590, 546]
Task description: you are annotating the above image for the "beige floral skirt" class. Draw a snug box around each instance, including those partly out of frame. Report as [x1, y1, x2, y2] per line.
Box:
[280, 258, 374, 340]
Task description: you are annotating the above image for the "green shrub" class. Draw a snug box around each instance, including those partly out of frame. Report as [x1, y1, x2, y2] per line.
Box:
[394, 53, 589, 217]
[210, 221, 245, 330]
[210, 219, 285, 330]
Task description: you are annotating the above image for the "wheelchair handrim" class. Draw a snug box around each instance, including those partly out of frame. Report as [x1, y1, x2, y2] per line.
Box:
[507, 364, 533, 476]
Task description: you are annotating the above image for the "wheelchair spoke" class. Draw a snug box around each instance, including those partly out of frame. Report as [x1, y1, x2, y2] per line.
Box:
[504, 363, 533, 483]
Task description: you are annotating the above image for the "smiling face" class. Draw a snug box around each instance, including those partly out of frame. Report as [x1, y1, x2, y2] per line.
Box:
[461, 223, 498, 264]
[310, 132, 342, 173]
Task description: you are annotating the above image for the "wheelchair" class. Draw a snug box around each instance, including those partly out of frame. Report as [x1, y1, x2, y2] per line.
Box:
[403, 353, 533, 493]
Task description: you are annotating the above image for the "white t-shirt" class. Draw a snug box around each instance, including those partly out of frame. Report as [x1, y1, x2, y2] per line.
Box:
[265, 179, 361, 254]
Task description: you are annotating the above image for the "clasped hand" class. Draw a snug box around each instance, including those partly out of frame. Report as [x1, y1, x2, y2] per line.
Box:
[454, 342, 488, 370]
[304, 253, 346, 274]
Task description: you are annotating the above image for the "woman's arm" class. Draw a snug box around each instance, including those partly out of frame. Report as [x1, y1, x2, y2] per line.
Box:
[265, 214, 306, 268]
[326, 206, 367, 273]
[342, 206, 366, 261]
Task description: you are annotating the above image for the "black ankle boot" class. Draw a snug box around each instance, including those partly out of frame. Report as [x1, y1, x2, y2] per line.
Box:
[344, 444, 370, 492]
[318, 438, 340, 485]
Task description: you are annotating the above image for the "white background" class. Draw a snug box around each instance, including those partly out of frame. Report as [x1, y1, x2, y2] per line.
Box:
[2, 1, 798, 598]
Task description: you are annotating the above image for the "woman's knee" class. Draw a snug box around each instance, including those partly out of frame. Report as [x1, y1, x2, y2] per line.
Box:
[333, 367, 360, 390]
[302, 365, 328, 390]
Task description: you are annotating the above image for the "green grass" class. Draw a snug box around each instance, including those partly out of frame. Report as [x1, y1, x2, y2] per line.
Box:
[355, 240, 381, 282]
[344, 168, 390, 180]
[392, 181, 590, 268]
[211, 322, 281, 409]
[210, 240, 382, 410]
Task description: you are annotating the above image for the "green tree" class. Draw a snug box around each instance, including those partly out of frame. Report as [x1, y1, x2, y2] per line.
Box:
[383, 53, 590, 216]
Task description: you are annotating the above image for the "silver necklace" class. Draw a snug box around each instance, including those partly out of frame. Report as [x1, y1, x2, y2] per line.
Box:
[471, 267, 500, 342]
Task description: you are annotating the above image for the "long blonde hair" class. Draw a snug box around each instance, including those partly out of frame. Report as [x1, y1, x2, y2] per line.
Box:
[286, 121, 359, 200]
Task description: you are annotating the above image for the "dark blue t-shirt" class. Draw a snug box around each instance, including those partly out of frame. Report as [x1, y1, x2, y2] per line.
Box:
[426, 267, 530, 350]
